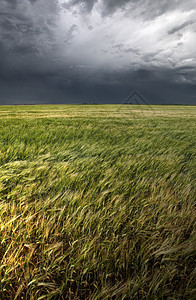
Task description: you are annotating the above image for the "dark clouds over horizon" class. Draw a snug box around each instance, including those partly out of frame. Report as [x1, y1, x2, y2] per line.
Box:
[0, 0, 196, 105]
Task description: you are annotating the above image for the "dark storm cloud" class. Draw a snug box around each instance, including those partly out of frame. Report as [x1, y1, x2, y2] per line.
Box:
[0, 0, 195, 105]
[0, 0, 59, 54]
[0, 0, 61, 81]
[1, 61, 195, 105]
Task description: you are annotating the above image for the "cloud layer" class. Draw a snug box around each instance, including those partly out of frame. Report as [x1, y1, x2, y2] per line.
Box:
[0, 0, 195, 104]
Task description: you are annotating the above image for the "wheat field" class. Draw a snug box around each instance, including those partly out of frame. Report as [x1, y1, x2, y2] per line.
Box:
[0, 104, 195, 299]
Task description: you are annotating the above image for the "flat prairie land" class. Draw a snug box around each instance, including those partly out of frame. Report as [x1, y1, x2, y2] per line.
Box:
[0, 105, 195, 299]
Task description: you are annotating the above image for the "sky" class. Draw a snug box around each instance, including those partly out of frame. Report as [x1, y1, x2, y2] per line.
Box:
[0, 0, 196, 105]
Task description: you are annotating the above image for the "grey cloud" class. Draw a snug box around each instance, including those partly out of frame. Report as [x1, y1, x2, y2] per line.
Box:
[176, 66, 196, 71]
[112, 44, 141, 56]
[2, 0, 18, 9]
[124, 48, 141, 55]
[64, 0, 196, 20]
[174, 66, 196, 84]
[62, 0, 98, 13]
[176, 33, 183, 40]
[112, 43, 124, 49]
[62, 0, 130, 15]
[101, 0, 130, 15]
[65, 24, 79, 44]
[130, 0, 195, 20]
[12, 44, 39, 55]
[168, 20, 195, 35]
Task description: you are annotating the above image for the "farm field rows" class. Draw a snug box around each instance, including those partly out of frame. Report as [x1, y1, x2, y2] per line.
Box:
[0, 104, 195, 299]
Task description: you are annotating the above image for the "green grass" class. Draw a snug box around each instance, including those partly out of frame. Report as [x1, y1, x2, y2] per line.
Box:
[0, 104, 195, 299]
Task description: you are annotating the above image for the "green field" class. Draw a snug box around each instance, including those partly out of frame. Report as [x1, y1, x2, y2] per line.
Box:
[0, 105, 195, 299]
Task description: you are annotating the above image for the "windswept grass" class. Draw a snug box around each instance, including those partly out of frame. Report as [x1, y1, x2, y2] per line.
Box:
[0, 105, 195, 299]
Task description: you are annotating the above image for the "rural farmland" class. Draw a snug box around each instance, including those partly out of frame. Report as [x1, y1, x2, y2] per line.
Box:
[0, 104, 195, 299]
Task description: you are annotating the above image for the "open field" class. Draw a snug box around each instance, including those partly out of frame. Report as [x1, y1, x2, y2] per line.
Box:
[0, 104, 195, 299]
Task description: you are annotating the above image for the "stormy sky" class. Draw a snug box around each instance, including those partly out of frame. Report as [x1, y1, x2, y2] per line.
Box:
[0, 0, 196, 105]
